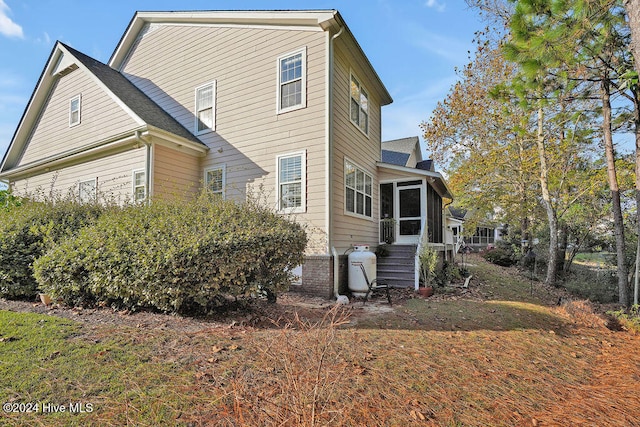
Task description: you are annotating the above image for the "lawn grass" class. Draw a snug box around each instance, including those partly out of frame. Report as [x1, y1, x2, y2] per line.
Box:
[1, 255, 640, 426]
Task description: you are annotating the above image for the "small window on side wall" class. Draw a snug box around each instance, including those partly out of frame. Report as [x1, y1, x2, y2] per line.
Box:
[132, 170, 146, 203]
[69, 94, 81, 127]
[195, 81, 216, 134]
[350, 73, 369, 135]
[78, 178, 96, 203]
[205, 164, 226, 198]
[277, 151, 306, 213]
[277, 47, 306, 113]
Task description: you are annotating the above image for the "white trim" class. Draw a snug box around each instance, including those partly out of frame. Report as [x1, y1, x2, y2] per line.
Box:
[132, 169, 146, 203]
[194, 80, 216, 135]
[344, 157, 373, 221]
[204, 163, 226, 198]
[276, 46, 307, 114]
[348, 71, 369, 137]
[276, 150, 306, 214]
[69, 94, 81, 127]
[78, 177, 97, 203]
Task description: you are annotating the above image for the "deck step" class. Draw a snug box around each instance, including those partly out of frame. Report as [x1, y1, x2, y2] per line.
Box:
[376, 244, 417, 288]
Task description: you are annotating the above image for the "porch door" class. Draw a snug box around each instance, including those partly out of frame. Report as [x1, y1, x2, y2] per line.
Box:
[396, 184, 422, 244]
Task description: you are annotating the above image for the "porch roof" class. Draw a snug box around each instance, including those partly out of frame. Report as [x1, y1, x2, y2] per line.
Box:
[377, 162, 454, 200]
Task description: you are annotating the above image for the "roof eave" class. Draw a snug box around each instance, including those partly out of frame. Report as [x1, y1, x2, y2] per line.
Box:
[0, 42, 63, 173]
[377, 162, 453, 200]
[109, 10, 339, 69]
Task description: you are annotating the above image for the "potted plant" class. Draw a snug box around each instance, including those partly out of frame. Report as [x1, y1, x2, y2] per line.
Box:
[418, 236, 438, 297]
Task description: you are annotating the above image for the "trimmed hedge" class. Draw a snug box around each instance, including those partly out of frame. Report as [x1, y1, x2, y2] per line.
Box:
[0, 200, 106, 299]
[34, 196, 307, 314]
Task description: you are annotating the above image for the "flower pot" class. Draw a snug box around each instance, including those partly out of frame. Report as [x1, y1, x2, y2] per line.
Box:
[39, 293, 52, 306]
[418, 286, 434, 297]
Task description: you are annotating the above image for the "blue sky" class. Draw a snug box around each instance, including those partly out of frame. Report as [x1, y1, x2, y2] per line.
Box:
[0, 0, 485, 166]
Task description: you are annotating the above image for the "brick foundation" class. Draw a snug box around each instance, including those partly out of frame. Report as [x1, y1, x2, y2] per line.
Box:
[289, 255, 334, 299]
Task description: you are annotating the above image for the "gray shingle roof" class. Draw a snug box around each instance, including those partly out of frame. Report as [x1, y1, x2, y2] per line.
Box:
[62, 43, 204, 147]
[381, 136, 419, 154]
[381, 150, 411, 167]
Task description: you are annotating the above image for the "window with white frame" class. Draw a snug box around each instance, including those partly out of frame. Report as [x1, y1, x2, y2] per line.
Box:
[345, 159, 372, 218]
[277, 47, 306, 113]
[78, 178, 96, 203]
[205, 164, 226, 197]
[350, 73, 369, 135]
[132, 170, 146, 203]
[69, 94, 81, 127]
[277, 151, 306, 213]
[195, 81, 216, 134]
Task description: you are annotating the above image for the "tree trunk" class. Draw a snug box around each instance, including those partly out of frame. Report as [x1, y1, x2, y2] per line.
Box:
[602, 78, 630, 306]
[624, 0, 640, 306]
[536, 105, 559, 287]
[564, 236, 581, 274]
[625, 0, 640, 69]
[557, 222, 568, 277]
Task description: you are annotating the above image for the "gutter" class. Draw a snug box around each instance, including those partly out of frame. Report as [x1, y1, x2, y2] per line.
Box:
[0, 129, 151, 180]
[328, 23, 344, 298]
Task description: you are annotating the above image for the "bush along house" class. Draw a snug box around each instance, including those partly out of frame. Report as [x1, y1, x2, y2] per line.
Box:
[0, 10, 453, 298]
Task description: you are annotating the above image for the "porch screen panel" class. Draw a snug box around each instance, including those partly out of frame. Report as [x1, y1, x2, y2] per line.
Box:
[427, 183, 443, 243]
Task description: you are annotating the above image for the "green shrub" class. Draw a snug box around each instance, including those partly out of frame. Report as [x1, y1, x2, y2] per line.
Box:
[0, 200, 106, 299]
[607, 305, 640, 333]
[482, 247, 518, 267]
[34, 195, 307, 314]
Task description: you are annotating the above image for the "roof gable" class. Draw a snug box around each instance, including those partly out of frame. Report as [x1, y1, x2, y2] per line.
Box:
[109, 10, 392, 105]
[1, 42, 203, 173]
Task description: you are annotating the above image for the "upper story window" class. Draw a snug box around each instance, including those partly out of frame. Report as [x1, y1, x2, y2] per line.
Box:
[277, 47, 306, 113]
[277, 151, 306, 213]
[195, 81, 216, 134]
[350, 73, 369, 135]
[205, 164, 226, 198]
[78, 178, 96, 203]
[345, 158, 372, 218]
[132, 170, 146, 203]
[69, 94, 81, 127]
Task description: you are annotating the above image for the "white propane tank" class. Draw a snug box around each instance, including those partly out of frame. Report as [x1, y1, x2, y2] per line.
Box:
[348, 245, 376, 297]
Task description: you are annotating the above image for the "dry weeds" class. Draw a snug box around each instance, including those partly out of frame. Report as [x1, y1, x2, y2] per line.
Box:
[2, 255, 640, 426]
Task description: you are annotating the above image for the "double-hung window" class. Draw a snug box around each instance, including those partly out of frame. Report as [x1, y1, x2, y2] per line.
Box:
[69, 94, 81, 127]
[132, 170, 146, 203]
[205, 164, 226, 198]
[345, 159, 372, 218]
[277, 151, 306, 213]
[350, 73, 369, 135]
[78, 178, 96, 203]
[277, 47, 306, 113]
[195, 81, 216, 134]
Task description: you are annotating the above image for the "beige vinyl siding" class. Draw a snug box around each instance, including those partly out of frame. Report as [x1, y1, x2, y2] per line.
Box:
[153, 144, 201, 199]
[121, 24, 328, 254]
[331, 40, 383, 252]
[18, 68, 139, 167]
[11, 147, 146, 202]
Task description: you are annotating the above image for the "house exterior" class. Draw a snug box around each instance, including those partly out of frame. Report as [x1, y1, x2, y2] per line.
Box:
[0, 10, 452, 298]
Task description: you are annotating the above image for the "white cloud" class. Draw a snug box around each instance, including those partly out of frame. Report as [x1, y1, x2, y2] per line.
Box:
[35, 31, 51, 45]
[0, 0, 23, 39]
[425, 0, 446, 12]
[403, 22, 471, 64]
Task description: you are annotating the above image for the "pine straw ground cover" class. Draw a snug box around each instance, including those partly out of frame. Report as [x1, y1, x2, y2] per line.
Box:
[1, 254, 640, 426]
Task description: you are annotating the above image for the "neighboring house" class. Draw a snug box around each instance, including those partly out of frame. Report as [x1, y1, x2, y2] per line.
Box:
[0, 10, 453, 297]
[446, 206, 466, 257]
[450, 207, 505, 249]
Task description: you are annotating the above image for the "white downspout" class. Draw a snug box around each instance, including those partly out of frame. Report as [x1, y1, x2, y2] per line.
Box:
[134, 130, 152, 204]
[328, 24, 344, 298]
